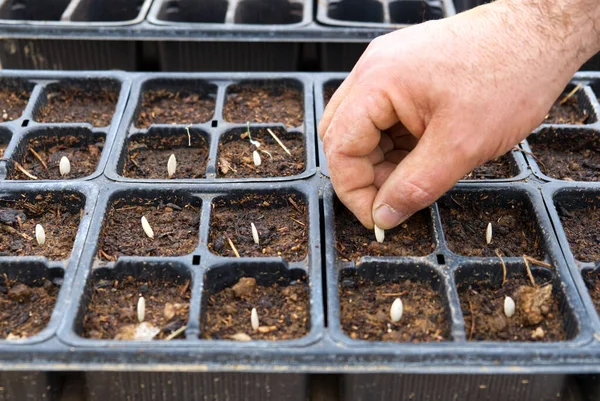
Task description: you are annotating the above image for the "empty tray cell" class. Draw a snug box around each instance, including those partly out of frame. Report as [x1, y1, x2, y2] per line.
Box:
[98, 192, 201, 261]
[79, 262, 191, 341]
[544, 84, 594, 125]
[456, 263, 575, 342]
[201, 263, 310, 340]
[35, 79, 120, 127]
[334, 199, 434, 261]
[527, 128, 600, 181]
[554, 191, 600, 263]
[0, 263, 62, 340]
[217, 126, 305, 179]
[338, 262, 450, 342]
[0, 78, 34, 122]
[462, 153, 519, 180]
[223, 80, 304, 128]
[323, 79, 342, 106]
[122, 127, 209, 179]
[209, 192, 308, 262]
[155, 0, 228, 23]
[69, 0, 146, 22]
[0, 0, 70, 21]
[388, 0, 443, 24]
[327, 0, 384, 22]
[0, 191, 84, 260]
[0, 127, 11, 158]
[439, 191, 544, 258]
[7, 127, 105, 180]
[135, 80, 217, 128]
[582, 269, 600, 317]
[234, 0, 303, 25]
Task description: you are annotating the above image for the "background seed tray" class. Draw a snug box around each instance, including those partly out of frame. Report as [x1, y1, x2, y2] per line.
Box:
[105, 73, 317, 184]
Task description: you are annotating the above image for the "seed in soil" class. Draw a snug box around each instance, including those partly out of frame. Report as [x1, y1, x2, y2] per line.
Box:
[438, 192, 543, 258]
[544, 86, 591, 125]
[123, 129, 209, 179]
[209, 193, 308, 262]
[339, 277, 449, 342]
[36, 81, 119, 127]
[0, 277, 59, 339]
[7, 132, 105, 180]
[556, 195, 600, 262]
[335, 201, 434, 261]
[201, 276, 309, 341]
[0, 82, 31, 122]
[82, 275, 190, 340]
[0, 193, 83, 260]
[462, 153, 519, 180]
[583, 270, 600, 317]
[458, 273, 566, 342]
[223, 81, 304, 128]
[527, 128, 600, 181]
[217, 127, 305, 178]
[98, 196, 200, 261]
[135, 87, 216, 128]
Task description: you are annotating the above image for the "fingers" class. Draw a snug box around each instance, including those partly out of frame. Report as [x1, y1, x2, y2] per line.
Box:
[318, 71, 357, 141]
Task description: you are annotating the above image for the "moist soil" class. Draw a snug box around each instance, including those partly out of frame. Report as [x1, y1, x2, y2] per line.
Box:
[0, 88, 30, 121]
[0, 278, 59, 339]
[36, 86, 118, 127]
[0, 143, 6, 158]
[98, 198, 200, 261]
[82, 276, 190, 340]
[135, 89, 216, 128]
[335, 204, 434, 261]
[217, 128, 305, 178]
[123, 134, 209, 179]
[527, 129, 600, 181]
[0, 195, 82, 260]
[583, 270, 600, 316]
[339, 278, 449, 342]
[439, 193, 543, 258]
[223, 84, 303, 128]
[202, 277, 309, 341]
[459, 275, 566, 341]
[208, 194, 308, 262]
[8, 135, 104, 180]
[463, 154, 518, 180]
[544, 92, 591, 125]
[558, 200, 600, 262]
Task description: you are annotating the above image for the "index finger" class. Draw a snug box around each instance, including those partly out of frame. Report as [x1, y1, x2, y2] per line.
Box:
[318, 71, 357, 141]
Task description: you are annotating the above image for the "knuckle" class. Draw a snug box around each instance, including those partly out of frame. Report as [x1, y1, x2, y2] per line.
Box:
[399, 178, 438, 210]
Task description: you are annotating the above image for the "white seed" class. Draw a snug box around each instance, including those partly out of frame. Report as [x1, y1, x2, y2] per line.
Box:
[35, 224, 45, 245]
[250, 139, 261, 148]
[486, 222, 493, 244]
[167, 154, 177, 178]
[374, 224, 385, 243]
[252, 150, 262, 166]
[141, 216, 154, 239]
[390, 298, 403, 322]
[137, 296, 145, 323]
[251, 222, 260, 245]
[504, 296, 516, 318]
[251, 307, 259, 331]
[59, 156, 71, 176]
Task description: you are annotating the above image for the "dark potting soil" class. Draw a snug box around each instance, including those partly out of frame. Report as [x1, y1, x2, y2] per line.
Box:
[208, 194, 308, 262]
[527, 129, 600, 181]
[36, 86, 118, 127]
[439, 193, 543, 258]
[8, 135, 104, 180]
[339, 279, 449, 342]
[335, 203, 434, 261]
[459, 275, 566, 342]
[82, 276, 190, 340]
[123, 133, 209, 179]
[223, 84, 303, 128]
[0, 195, 82, 260]
[135, 89, 216, 128]
[0, 143, 6, 158]
[558, 201, 600, 263]
[583, 270, 600, 316]
[544, 91, 591, 125]
[0, 279, 59, 339]
[0, 88, 30, 122]
[202, 277, 309, 341]
[98, 199, 200, 261]
[463, 154, 518, 180]
[323, 85, 338, 106]
[217, 128, 305, 178]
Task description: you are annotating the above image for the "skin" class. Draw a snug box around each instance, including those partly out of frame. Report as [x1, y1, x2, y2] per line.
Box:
[319, 0, 600, 230]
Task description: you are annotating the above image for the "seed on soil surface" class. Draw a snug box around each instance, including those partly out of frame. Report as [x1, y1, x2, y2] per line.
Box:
[230, 333, 252, 342]
[374, 225, 385, 244]
[486, 222, 493, 244]
[35, 224, 45, 245]
[137, 296, 145, 323]
[167, 154, 177, 178]
[252, 150, 262, 166]
[504, 296, 516, 318]
[59, 156, 71, 176]
[390, 298, 403, 322]
[251, 222, 260, 245]
[141, 216, 154, 239]
[251, 307, 259, 331]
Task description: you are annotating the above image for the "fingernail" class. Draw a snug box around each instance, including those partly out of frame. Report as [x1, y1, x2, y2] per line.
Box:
[373, 203, 407, 229]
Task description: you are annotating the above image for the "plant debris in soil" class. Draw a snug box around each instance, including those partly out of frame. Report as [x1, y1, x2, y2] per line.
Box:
[583, 270, 600, 316]
[98, 198, 200, 261]
[135, 89, 216, 128]
[439, 193, 543, 258]
[335, 203, 434, 261]
[527, 129, 600, 181]
[544, 90, 591, 124]
[36, 85, 118, 127]
[123, 132, 208, 179]
[202, 277, 309, 341]
[82, 276, 190, 340]
[223, 83, 303, 128]
[0, 194, 82, 260]
[8, 134, 104, 180]
[463, 153, 518, 180]
[0, 87, 30, 121]
[217, 128, 305, 178]
[209, 194, 308, 262]
[0, 278, 59, 339]
[339, 278, 449, 342]
[459, 275, 566, 341]
[557, 199, 600, 262]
